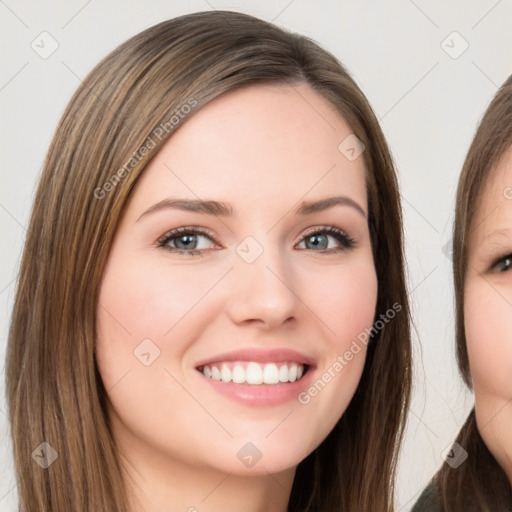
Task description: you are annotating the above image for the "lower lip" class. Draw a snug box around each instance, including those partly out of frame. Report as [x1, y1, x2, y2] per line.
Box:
[198, 367, 315, 406]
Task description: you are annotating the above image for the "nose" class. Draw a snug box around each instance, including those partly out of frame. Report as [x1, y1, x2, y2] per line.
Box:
[225, 241, 299, 329]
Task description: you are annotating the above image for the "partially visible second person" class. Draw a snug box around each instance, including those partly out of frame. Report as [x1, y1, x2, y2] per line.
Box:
[413, 74, 512, 511]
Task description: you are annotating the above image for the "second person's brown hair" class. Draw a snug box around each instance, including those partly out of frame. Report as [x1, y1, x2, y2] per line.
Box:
[433, 74, 512, 511]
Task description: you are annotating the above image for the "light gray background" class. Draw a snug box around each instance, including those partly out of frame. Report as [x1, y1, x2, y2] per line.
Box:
[1, 1, 511, 510]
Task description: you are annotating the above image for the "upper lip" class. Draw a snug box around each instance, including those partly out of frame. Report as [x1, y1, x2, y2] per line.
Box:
[195, 348, 316, 368]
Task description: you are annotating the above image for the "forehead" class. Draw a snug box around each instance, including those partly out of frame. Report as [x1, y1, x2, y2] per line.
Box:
[124, 82, 368, 221]
[470, 145, 512, 245]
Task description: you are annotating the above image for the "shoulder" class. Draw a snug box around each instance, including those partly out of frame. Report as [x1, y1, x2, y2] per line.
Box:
[410, 482, 443, 512]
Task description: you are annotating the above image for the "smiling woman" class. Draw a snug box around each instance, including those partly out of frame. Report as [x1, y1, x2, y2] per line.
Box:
[5, 10, 411, 512]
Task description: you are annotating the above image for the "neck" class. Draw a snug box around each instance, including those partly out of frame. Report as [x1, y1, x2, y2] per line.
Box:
[475, 395, 512, 489]
[117, 431, 296, 512]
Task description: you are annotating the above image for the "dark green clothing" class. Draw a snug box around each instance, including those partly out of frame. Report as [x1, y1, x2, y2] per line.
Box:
[411, 483, 442, 512]
[411, 481, 512, 511]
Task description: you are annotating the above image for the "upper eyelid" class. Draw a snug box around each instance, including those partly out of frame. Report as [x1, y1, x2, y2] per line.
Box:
[491, 251, 512, 263]
[157, 226, 219, 246]
[157, 225, 353, 247]
[490, 253, 512, 270]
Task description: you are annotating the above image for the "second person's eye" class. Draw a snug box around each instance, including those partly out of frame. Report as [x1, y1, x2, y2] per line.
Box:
[491, 253, 512, 273]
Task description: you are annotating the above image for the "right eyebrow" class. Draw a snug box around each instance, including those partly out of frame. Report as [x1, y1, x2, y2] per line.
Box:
[137, 198, 233, 221]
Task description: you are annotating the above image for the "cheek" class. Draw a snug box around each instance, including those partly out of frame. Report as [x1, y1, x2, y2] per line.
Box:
[94, 247, 218, 394]
[292, 260, 378, 437]
[96, 245, 229, 350]
[298, 259, 378, 389]
[465, 281, 512, 400]
[314, 261, 379, 346]
[97, 253, 209, 341]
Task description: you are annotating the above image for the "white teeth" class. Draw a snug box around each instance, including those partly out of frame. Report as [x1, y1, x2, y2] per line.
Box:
[232, 365, 245, 383]
[263, 363, 279, 384]
[289, 363, 298, 382]
[221, 364, 231, 383]
[246, 362, 263, 384]
[201, 362, 306, 385]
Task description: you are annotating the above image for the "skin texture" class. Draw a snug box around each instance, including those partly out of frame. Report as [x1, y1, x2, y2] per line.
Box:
[465, 145, 512, 487]
[95, 83, 378, 512]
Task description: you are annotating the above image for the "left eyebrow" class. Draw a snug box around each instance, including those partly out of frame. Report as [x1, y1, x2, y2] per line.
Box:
[136, 195, 367, 222]
[295, 196, 367, 218]
[478, 228, 512, 245]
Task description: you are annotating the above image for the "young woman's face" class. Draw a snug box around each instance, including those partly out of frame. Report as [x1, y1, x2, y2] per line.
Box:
[465, 144, 512, 483]
[95, 83, 378, 481]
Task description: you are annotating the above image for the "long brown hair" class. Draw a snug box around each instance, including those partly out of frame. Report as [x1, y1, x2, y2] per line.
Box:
[432, 74, 512, 510]
[5, 11, 411, 511]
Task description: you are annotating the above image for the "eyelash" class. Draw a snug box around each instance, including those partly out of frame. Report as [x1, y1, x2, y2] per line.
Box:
[491, 253, 512, 273]
[156, 225, 356, 256]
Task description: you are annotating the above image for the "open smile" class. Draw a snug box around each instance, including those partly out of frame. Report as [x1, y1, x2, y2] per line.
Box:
[197, 361, 307, 385]
[195, 348, 315, 406]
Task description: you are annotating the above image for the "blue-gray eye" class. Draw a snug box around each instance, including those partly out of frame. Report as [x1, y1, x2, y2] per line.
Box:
[492, 253, 512, 273]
